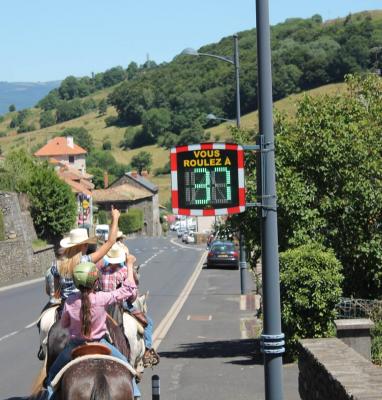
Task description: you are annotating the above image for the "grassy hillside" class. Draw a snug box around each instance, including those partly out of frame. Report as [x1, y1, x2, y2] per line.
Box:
[0, 82, 347, 206]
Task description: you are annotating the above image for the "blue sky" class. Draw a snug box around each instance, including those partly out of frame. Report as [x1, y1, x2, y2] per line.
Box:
[1, 0, 381, 82]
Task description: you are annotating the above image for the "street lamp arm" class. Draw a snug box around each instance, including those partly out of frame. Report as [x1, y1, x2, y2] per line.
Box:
[197, 52, 234, 65]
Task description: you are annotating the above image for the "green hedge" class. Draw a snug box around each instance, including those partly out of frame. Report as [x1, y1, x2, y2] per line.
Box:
[119, 208, 144, 234]
[0, 209, 5, 240]
[97, 210, 108, 224]
[279, 244, 344, 358]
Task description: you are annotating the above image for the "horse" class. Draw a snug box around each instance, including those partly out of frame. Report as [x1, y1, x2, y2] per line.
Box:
[31, 358, 134, 400]
[32, 316, 133, 400]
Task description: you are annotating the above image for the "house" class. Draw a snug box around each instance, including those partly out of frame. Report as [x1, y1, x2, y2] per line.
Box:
[34, 136, 87, 173]
[93, 171, 162, 236]
[34, 137, 94, 228]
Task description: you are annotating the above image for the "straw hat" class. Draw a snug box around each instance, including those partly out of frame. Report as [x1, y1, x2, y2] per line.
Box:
[60, 228, 97, 249]
[104, 243, 126, 264]
[117, 230, 125, 239]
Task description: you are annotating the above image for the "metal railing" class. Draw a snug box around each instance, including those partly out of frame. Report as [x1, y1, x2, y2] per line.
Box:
[335, 297, 382, 319]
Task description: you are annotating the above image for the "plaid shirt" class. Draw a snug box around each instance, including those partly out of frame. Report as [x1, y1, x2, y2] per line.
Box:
[51, 255, 91, 301]
[98, 263, 128, 292]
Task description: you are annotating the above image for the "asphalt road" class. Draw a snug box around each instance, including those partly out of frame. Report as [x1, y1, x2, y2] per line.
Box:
[0, 234, 204, 399]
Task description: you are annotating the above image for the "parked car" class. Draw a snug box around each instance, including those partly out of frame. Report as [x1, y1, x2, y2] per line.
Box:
[177, 228, 187, 238]
[185, 231, 195, 244]
[95, 224, 109, 241]
[207, 240, 239, 269]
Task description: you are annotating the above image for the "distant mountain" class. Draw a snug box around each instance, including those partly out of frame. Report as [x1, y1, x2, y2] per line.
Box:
[0, 81, 61, 115]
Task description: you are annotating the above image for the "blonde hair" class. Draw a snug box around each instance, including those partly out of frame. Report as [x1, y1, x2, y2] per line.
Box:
[57, 245, 83, 278]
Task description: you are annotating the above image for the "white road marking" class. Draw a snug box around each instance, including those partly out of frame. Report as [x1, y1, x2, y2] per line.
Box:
[0, 277, 44, 293]
[0, 330, 19, 342]
[170, 238, 203, 250]
[153, 251, 207, 350]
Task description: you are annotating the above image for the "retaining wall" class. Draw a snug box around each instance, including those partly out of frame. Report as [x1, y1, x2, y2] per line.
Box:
[299, 338, 382, 400]
[0, 192, 54, 285]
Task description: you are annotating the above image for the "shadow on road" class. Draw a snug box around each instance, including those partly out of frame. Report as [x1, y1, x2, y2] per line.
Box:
[159, 338, 263, 365]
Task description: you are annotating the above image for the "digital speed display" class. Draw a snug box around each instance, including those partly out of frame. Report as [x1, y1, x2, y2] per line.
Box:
[171, 143, 245, 216]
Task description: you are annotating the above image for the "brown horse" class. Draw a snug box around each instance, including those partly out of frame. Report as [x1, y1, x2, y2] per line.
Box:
[57, 358, 134, 400]
[31, 314, 132, 400]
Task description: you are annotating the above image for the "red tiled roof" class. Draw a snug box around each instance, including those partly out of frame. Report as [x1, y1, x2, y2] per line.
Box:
[61, 177, 92, 196]
[34, 137, 87, 157]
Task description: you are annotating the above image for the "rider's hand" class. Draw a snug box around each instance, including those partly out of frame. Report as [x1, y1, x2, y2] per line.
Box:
[110, 207, 120, 222]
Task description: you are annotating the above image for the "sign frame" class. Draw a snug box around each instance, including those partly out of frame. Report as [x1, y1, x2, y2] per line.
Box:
[171, 142, 245, 216]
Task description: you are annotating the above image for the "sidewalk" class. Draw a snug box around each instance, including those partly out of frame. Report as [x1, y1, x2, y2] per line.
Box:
[140, 263, 299, 400]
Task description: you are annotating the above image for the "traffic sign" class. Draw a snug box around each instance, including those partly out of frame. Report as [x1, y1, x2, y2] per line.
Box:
[171, 143, 245, 216]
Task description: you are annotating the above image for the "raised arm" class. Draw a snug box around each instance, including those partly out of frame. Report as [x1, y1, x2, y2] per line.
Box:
[89, 207, 120, 264]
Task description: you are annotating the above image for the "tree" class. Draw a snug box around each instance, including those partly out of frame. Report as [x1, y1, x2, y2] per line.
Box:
[102, 66, 127, 87]
[8, 104, 16, 112]
[28, 163, 77, 240]
[227, 74, 382, 299]
[142, 108, 171, 139]
[60, 127, 94, 153]
[56, 99, 85, 122]
[40, 110, 56, 128]
[130, 151, 153, 174]
[37, 89, 61, 111]
[98, 99, 108, 116]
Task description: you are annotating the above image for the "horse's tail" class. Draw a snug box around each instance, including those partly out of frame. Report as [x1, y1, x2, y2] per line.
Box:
[90, 371, 111, 400]
[30, 356, 47, 396]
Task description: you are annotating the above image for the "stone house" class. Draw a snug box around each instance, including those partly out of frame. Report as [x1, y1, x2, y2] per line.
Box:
[34, 136, 87, 173]
[92, 172, 162, 236]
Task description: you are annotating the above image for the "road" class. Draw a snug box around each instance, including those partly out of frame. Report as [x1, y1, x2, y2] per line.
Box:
[0, 235, 204, 399]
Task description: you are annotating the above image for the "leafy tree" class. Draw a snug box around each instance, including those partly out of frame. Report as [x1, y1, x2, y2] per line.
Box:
[87, 166, 106, 189]
[8, 104, 16, 112]
[141, 107, 171, 139]
[227, 73, 382, 299]
[130, 151, 152, 174]
[56, 99, 85, 122]
[58, 76, 92, 100]
[98, 99, 108, 115]
[102, 66, 127, 87]
[28, 163, 77, 240]
[40, 110, 56, 128]
[126, 62, 139, 80]
[59, 127, 94, 153]
[37, 89, 61, 111]
[87, 149, 125, 177]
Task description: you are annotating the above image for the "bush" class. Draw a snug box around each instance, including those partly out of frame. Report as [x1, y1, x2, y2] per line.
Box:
[119, 209, 144, 234]
[102, 140, 112, 150]
[105, 115, 119, 127]
[97, 210, 108, 224]
[0, 131, 7, 137]
[279, 244, 343, 358]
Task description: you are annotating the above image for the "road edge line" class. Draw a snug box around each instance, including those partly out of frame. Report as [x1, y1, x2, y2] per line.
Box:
[152, 251, 206, 350]
[0, 277, 44, 293]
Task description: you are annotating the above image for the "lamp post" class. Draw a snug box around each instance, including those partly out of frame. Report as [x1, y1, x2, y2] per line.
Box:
[182, 35, 248, 295]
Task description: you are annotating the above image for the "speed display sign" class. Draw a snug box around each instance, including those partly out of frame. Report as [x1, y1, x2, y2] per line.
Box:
[171, 143, 245, 216]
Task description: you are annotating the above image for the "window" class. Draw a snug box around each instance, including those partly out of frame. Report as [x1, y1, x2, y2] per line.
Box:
[68, 156, 75, 163]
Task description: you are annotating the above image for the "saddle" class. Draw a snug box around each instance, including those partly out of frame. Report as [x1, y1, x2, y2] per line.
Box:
[71, 343, 112, 359]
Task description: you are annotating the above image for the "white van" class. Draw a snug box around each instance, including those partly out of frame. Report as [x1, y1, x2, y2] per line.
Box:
[95, 224, 109, 241]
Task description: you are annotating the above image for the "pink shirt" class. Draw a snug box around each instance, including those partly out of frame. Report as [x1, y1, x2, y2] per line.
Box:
[61, 279, 137, 340]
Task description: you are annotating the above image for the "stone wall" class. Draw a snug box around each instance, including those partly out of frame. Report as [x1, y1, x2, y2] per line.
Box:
[298, 338, 382, 400]
[0, 191, 55, 285]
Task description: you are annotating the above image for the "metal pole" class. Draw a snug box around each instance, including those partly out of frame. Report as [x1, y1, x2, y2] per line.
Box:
[233, 34, 241, 129]
[256, 1, 285, 399]
[152, 374, 160, 400]
[234, 34, 248, 295]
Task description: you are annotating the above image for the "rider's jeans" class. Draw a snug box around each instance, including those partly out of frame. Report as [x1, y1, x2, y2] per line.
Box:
[144, 316, 153, 349]
[45, 338, 140, 398]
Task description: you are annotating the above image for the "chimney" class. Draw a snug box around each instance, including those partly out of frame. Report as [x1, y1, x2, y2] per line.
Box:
[103, 171, 109, 188]
[66, 136, 74, 148]
[141, 170, 148, 177]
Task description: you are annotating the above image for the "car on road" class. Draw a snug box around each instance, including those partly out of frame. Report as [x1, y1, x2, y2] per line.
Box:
[185, 231, 195, 244]
[177, 228, 187, 238]
[207, 240, 239, 269]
